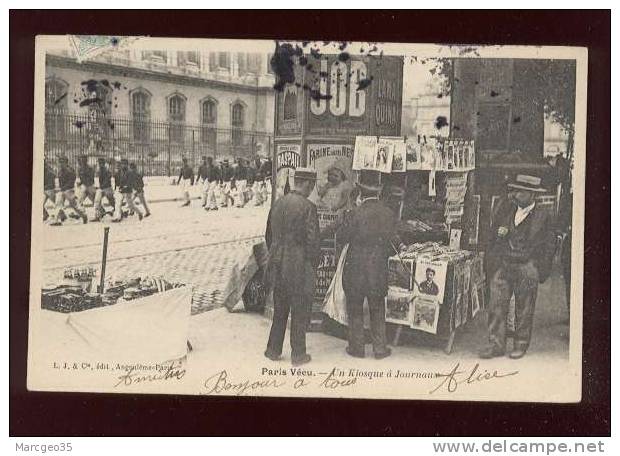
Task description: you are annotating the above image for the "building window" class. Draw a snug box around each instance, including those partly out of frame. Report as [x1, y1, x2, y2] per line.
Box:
[237, 53, 247, 76]
[201, 98, 218, 147]
[131, 89, 151, 143]
[247, 54, 261, 74]
[218, 52, 230, 69]
[45, 78, 68, 112]
[178, 51, 200, 67]
[186, 51, 200, 66]
[231, 102, 245, 147]
[152, 50, 167, 62]
[45, 78, 68, 142]
[209, 52, 218, 72]
[168, 93, 186, 143]
[267, 53, 274, 74]
[283, 88, 297, 121]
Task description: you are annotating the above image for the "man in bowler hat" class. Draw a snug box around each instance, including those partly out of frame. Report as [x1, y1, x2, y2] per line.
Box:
[479, 174, 555, 360]
[328, 180, 402, 359]
[264, 167, 320, 366]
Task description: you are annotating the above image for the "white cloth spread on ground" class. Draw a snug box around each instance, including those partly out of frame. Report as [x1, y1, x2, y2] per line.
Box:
[64, 286, 192, 363]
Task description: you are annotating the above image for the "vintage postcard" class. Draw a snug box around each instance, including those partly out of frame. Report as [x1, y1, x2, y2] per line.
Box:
[28, 36, 586, 402]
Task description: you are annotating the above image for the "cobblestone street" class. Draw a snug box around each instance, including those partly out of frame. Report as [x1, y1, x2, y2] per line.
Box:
[42, 200, 270, 313]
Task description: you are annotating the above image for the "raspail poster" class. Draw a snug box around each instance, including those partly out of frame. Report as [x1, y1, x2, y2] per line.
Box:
[307, 143, 356, 229]
[274, 143, 301, 201]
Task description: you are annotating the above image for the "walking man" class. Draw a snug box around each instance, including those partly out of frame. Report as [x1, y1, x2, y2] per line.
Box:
[264, 168, 320, 366]
[93, 157, 115, 221]
[77, 155, 97, 209]
[43, 158, 57, 222]
[206, 157, 221, 211]
[197, 156, 210, 208]
[177, 157, 194, 207]
[329, 181, 400, 359]
[50, 156, 87, 225]
[129, 162, 151, 217]
[233, 157, 247, 208]
[479, 175, 555, 360]
[220, 159, 234, 207]
[112, 158, 142, 222]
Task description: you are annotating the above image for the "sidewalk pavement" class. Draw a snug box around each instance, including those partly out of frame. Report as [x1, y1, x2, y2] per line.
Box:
[142, 178, 204, 203]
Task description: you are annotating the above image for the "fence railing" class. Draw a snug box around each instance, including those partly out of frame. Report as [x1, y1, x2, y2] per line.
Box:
[44, 110, 274, 176]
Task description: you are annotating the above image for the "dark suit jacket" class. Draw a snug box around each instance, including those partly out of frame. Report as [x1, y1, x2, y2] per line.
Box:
[337, 198, 398, 298]
[264, 191, 320, 297]
[488, 198, 556, 283]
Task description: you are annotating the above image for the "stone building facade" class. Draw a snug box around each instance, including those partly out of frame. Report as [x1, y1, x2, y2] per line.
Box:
[44, 48, 276, 175]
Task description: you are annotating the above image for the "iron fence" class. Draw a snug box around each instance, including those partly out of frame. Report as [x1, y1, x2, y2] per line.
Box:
[44, 110, 274, 176]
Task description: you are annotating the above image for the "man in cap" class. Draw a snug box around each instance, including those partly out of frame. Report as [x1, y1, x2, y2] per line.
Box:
[112, 158, 142, 222]
[93, 157, 115, 220]
[479, 174, 555, 360]
[197, 156, 221, 210]
[129, 162, 151, 217]
[43, 157, 57, 222]
[177, 157, 195, 207]
[233, 157, 248, 208]
[50, 155, 88, 225]
[77, 155, 97, 210]
[325, 179, 402, 359]
[220, 159, 234, 207]
[264, 167, 320, 366]
[196, 156, 210, 208]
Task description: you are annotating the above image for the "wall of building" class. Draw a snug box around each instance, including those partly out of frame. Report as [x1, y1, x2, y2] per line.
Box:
[46, 61, 274, 133]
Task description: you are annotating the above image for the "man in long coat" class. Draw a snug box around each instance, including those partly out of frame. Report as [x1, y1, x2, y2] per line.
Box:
[264, 168, 320, 366]
[335, 182, 401, 359]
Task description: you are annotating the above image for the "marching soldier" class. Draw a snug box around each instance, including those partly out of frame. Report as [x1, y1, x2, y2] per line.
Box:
[93, 157, 115, 220]
[112, 158, 142, 222]
[205, 157, 221, 211]
[264, 168, 320, 366]
[220, 159, 234, 207]
[197, 156, 210, 208]
[479, 175, 556, 360]
[50, 155, 87, 225]
[129, 162, 151, 217]
[233, 157, 248, 208]
[77, 155, 97, 209]
[177, 157, 195, 207]
[43, 158, 57, 222]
